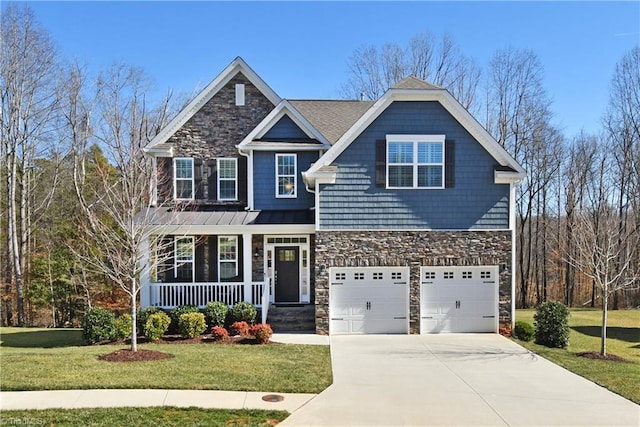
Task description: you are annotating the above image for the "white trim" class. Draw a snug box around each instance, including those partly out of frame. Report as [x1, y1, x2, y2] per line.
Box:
[174, 236, 195, 282]
[264, 234, 311, 303]
[217, 158, 238, 201]
[157, 223, 315, 236]
[218, 235, 238, 281]
[145, 57, 281, 152]
[305, 88, 525, 182]
[237, 100, 331, 150]
[173, 157, 194, 201]
[275, 153, 297, 198]
[247, 151, 254, 210]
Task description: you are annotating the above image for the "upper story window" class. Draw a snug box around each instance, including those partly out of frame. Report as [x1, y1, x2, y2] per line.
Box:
[217, 158, 237, 201]
[276, 153, 297, 198]
[175, 237, 194, 281]
[173, 157, 194, 200]
[386, 135, 445, 189]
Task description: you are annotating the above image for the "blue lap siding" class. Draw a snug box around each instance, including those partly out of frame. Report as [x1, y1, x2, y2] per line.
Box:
[318, 101, 510, 230]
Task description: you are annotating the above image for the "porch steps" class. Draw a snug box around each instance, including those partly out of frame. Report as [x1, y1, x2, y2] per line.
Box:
[265, 304, 316, 332]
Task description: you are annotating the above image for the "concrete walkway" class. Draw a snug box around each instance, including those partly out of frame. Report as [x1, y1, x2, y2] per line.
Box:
[281, 334, 640, 426]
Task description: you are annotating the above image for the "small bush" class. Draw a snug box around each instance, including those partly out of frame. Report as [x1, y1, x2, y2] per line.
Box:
[230, 321, 250, 336]
[144, 312, 171, 341]
[514, 321, 534, 341]
[137, 307, 160, 335]
[534, 301, 570, 348]
[82, 307, 116, 345]
[230, 301, 257, 325]
[113, 313, 132, 341]
[211, 326, 229, 341]
[169, 305, 200, 334]
[178, 312, 207, 339]
[204, 302, 228, 328]
[250, 323, 273, 344]
[499, 325, 512, 337]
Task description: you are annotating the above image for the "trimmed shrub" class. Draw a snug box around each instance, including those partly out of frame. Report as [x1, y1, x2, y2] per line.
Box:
[250, 323, 273, 344]
[178, 312, 207, 339]
[498, 325, 512, 337]
[169, 305, 200, 334]
[514, 321, 534, 342]
[82, 307, 116, 345]
[113, 313, 132, 341]
[137, 307, 160, 336]
[230, 301, 257, 325]
[204, 301, 228, 328]
[534, 301, 570, 348]
[230, 321, 250, 336]
[144, 312, 171, 341]
[211, 326, 229, 341]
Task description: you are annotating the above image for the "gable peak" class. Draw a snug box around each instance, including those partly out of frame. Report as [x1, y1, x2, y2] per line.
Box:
[391, 76, 443, 90]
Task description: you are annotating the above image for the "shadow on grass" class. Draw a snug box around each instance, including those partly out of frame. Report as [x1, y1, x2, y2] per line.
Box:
[571, 326, 640, 343]
[0, 329, 83, 348]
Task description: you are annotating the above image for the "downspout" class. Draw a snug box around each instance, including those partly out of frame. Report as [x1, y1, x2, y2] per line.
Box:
[237, 147, 253, 211]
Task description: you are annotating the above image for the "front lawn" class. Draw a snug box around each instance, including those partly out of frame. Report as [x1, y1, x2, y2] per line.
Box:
[0, 407, 288, 427]
[0, 328, 332, 393]
[515, 308, 640, 404]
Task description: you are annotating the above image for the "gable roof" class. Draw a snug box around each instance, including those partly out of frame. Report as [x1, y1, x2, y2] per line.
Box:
[289, 100, 375, 145]
[304, 81, 526, 182]
[237, 100, 331, 150]
[144, 57, 281, 154]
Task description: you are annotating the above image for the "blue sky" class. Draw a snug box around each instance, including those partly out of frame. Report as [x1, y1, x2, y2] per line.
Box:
[19, 1, 640, 137]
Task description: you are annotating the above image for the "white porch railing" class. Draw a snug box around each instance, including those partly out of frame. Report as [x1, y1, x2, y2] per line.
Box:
[261, 275, 271, 324]
[148, 282, 265, 309]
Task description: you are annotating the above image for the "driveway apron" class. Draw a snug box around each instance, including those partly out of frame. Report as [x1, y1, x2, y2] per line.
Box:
[280, 334, 639, 426]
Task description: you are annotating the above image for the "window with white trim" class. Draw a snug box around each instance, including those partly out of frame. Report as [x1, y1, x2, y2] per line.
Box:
[217, 158, 237, 201]
[276, 153, 296, 197]
[218, 236, 238, 281]
[387, 135, 445, 189]
[173, 158, 194, 200]
[175, 237, 194, 281]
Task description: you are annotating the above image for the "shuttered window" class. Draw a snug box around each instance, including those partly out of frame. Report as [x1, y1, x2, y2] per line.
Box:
[386, 135, 445, 189]
[217, 158, 237, 200]
[175, 237, 194, 281]
[173, 158, 194, 200]
[218, 236, 238, 281]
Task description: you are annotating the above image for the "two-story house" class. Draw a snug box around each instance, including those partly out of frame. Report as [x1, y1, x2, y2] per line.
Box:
[141, 57, 525, 335]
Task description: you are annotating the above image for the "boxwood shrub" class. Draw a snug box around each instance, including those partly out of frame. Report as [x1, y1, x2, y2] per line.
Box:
[178, 312, 207, 339]
[204, 301, 228, 328]
[137, 307, 160, 336]
[144, 312, 171, 341]
[534, 301, 570, 348]
[514, 320, 534, 342]
[169, 305, 200, 334]
[230, 301, 257, 325]
[113, 313, 132, 341]
[82, 307, 116, 345]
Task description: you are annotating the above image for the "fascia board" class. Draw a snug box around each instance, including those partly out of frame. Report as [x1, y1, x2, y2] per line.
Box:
[242, 144, 327, 151]
[307, 88, 526, 177]
[145, 57, 281, 151]
[238, 100, 330, 150]
[154, 223, 315, 236]
[495, 170, 527, 184]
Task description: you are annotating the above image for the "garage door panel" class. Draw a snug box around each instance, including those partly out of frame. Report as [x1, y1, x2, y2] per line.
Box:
[420, 266, 498, 334]
[330, 267, 409, 335]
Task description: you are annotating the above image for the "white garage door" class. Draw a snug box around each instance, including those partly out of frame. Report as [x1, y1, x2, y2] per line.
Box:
[330, 267, 409, 334]
[420, 266, 498, 333]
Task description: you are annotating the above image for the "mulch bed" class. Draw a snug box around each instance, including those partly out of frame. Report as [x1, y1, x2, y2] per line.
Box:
[577, 351, 627, 362]
[98, 335, 270, 362]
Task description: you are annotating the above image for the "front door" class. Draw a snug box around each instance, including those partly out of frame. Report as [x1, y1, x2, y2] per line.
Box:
[275, 246, 300, 303]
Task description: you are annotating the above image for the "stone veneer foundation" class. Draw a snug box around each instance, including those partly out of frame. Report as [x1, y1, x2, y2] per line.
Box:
[314, 230, 513, 335]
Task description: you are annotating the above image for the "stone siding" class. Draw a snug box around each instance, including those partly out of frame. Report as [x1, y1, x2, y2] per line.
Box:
[314, 230, 512, 334]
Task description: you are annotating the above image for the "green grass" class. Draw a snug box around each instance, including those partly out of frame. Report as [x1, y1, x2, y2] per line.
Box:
[0, 328, 332, 393]
[515, 308, 640, 404]
[0, 407, 288, 426]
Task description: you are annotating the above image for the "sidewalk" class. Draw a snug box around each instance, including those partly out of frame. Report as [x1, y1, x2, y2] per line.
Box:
[0, 333, 327, 413]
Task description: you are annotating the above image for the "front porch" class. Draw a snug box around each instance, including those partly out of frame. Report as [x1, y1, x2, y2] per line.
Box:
[143, 280, 269, 309]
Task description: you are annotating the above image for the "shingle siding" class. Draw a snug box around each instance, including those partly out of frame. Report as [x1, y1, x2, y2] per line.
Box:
[263, 116, 309, 140]
[318, 101, 510, 230]
[253, 151, 318, 210]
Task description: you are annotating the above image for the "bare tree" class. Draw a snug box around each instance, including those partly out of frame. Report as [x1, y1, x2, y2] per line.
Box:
[567, 145, 639, 355]
[341, 31, 481, 111]
[1, 4, 61, 325]
[72, 64, 176, 351]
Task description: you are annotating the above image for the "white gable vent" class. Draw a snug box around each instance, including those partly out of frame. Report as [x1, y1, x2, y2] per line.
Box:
[235, 83, 245, 106]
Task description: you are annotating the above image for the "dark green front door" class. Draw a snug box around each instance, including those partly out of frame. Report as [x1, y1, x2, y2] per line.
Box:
[275, 246, 300, 303]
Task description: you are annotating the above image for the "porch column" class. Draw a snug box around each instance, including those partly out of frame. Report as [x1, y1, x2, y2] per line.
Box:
[139, 235, 151, 308]
[243, 233, 253, 304]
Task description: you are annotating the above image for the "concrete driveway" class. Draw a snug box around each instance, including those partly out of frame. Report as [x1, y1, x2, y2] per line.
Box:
[281, 334, 639, 426]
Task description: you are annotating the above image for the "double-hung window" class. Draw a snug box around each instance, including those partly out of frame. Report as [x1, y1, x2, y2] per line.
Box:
[175, 237, 194, 281]
[387, 135, 445, 189]
[276, 154, 296, 198]
[173, 158, 194, 200]
[218, 236, 238, 281]
[217, 158, 237, 201]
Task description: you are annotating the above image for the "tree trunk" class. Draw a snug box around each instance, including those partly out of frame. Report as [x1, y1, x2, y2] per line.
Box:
[601, 292, 608, 356]
[130, 281, 138, 352]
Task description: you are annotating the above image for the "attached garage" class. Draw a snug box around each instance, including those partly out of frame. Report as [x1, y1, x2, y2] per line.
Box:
[420, 266, 498, 333]
[330, 267, 409, 334]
